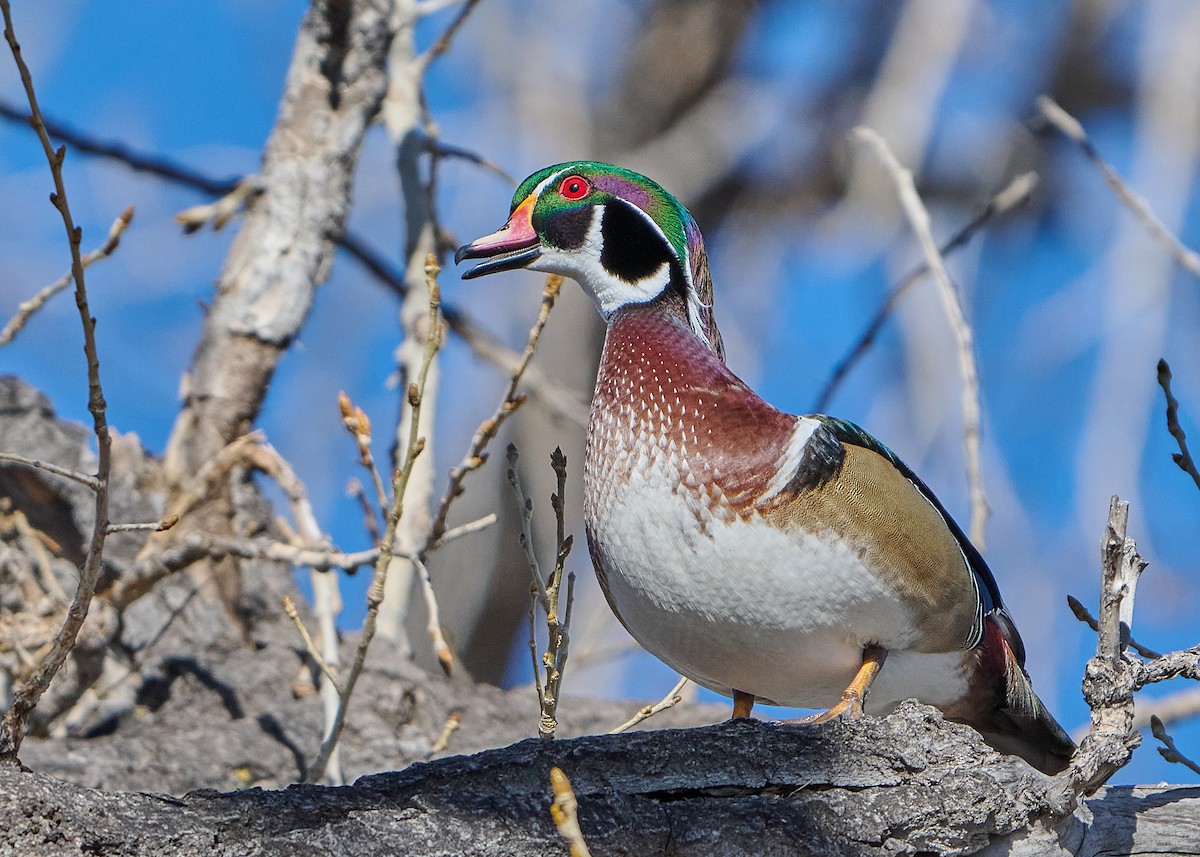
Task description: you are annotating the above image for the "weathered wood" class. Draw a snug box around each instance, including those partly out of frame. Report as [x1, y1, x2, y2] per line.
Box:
[3, 703, 1199, 856]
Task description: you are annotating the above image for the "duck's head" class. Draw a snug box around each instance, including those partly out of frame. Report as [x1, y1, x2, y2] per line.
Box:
[455, 161, 724, 360]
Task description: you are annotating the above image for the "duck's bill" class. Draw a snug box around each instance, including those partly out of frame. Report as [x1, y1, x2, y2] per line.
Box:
[455, 194, 541, 279]
[455, 242, 542, 279]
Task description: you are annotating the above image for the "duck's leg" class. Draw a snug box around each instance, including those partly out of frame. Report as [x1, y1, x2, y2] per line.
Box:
[731, 689, 755, 719]
[798, 644, 888, 723]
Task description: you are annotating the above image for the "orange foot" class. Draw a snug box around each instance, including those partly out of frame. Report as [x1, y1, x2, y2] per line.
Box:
[731, 689, 755, 719]
[791, 644, 888, 724]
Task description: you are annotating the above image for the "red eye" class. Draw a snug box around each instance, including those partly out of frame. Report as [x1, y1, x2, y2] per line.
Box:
[558, 175, 590, 200]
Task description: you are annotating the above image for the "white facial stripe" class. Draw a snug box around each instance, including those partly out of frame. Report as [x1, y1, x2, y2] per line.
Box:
[760, 417, 823, 500]
[532, 168, 570, 200]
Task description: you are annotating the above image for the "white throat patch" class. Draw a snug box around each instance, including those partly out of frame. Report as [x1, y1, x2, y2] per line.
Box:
[531, 209, 671, 319]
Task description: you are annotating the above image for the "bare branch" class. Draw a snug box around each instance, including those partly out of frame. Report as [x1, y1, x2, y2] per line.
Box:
[1150, 715, 1200, 776]
[610, 676, 690, 734]
[427, 708, 462, 756]
[0, 452, 100, 491]
[1156, 359, 1200, 492]
[306, 257, 443, 783]
[852, 126, 989, 549]
[282, 595, 339, 689]
[417, 0, 483, 71]
[548, 767, 592, 857]
[413, 555, 453, 674]
[106, 515, 178, 534]
[174, 179, 261, 234]
[0, 206, 133, 348]
[0, 0, 114, 760]
[1069, 496, 1147, 796]
[814, 172, 1038, 412]
[424, 275, 564, 551]
[1066, 593, 1161, 659]
[1035, 96, 1200, 279]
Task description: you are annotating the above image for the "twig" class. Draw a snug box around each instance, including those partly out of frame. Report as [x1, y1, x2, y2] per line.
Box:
[814, 172, 1038, 412]
[0, 0, 114, 760]
[0, 206, 134, 348]
[1069, 496, 1148, 796]
[346, 478, 382, 546]
[427, 139, 516, 185]
[174, 178, 261, 234]
[0, 97, 239, 196]
[853, 126, 989, 549]
[338, 393, 389, 519]
[417, 0, 483, 70]
[548, 767, 592, 857]
[610, 676, 690, 734]
[424, 275, 563, 551]
[306, 257, 443, 784]
[0, 452, 101, 491]
[1150, 715, 1200, 776]
[428, 709, 462, 756]
[1066, 593, 1162, 659]
[1156, 359, 1200, 492]
[428, 513, 496, 550]
[507, 446, 549, 610]
[1136, 646, 1200, 687]
[106, 514, 179, 534]
[413, 555, 453, 674]
[282, 595, 339, 688]
[1034, 96, 1200, 279]
[507, 444, 575, 740]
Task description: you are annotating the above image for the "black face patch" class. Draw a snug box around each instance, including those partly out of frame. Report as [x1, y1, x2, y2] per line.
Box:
[600, 200, 673, 283]
[538, 206, 592, 251]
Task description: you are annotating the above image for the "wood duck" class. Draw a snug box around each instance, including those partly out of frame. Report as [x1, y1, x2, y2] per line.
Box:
[456, 161, 1075, 775]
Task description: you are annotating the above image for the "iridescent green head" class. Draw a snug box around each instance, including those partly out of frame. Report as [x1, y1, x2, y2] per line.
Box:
[456, 161, 723, 359]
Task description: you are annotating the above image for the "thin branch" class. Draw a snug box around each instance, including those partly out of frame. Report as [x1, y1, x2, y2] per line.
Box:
[413, 555, 453, 674]
[814, 172, 1038, 412]
[338, 392, 389, 518]
[1150, 715, 1200, 776]
[0, 97, 240, 196]
[174, 178, 262, 234]
[106, 514, 179, 534]
[428, 513, 496, 550]
[282, 595, 339, 688]
[306, 256, 443, 784]
[506, 445, 549, 610]
[852, 126, 989, 549]
[427, 708, 462, 756]
[549, 767, 592, 857]
[1066, 593, 1162, 659]
[1156, 359, 1200, 492]
[427, 139, 516, 185]
[417, 0, 483, 71]
[0, 452, 100, 491]
[610, 676, 690, 734]
[424, 275, 564, 552]
[0, 205, 133, 348]
[1034, 95, 1200, 279]
[1069, 496, 1148, 796]
[0, 0, 114, 760]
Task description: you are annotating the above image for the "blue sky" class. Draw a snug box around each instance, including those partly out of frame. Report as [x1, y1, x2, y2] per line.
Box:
[2, 0, 1199, 785]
